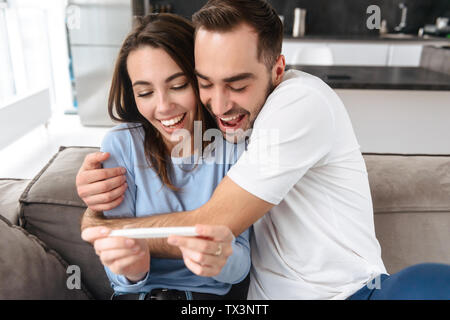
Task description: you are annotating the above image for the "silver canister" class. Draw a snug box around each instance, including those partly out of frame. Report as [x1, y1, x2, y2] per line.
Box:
[292, 8, 306, 37]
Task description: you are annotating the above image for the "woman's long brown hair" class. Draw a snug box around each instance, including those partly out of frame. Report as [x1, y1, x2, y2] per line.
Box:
[108, 13, 217, 190]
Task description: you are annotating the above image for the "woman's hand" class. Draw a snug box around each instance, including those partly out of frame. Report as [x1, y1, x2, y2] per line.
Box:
[82, 226, 150, 283]
[167, 224, 234, 277]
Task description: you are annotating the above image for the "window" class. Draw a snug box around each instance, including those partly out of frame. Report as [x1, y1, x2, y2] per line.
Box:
[0, 3, 16, 104]
[0, 0, 62, 150]
[0, 0, 54, 107]
[16, 5, 52, 93]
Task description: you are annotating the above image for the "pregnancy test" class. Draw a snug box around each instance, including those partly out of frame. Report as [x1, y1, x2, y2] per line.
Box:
[109, 227, 198, 239]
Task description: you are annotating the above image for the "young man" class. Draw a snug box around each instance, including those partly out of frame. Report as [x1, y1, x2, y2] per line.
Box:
[78, 0, 450, 299]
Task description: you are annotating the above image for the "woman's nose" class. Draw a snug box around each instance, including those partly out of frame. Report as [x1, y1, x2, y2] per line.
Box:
[155, 91, 172, 113]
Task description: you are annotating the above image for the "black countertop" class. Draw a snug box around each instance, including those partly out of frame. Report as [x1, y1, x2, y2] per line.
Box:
[283, 35, 450, 43]
[286, 65, 450, 90]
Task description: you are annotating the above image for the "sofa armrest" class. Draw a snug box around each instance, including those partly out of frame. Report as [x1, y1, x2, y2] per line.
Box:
[0, 179, 30, 225]
[19, 146, 113, 300]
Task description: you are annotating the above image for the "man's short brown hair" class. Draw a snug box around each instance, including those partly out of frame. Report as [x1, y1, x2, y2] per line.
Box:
[192, 0, 283, 70]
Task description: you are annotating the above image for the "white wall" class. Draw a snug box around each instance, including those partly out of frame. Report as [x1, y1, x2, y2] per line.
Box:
[0, 88, 51, 150]
[336, 89, 450, 154]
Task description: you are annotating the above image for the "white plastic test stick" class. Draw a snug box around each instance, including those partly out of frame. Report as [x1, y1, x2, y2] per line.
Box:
[109, 227, 198, 239]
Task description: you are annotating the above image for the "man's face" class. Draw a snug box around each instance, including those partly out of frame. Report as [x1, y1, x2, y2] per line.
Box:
[194, 23, 275, 142]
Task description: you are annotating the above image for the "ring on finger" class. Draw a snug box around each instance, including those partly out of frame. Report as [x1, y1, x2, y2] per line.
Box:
[214, 243, 222, 256]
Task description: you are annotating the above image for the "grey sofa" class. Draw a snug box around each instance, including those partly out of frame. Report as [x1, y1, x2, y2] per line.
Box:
[0, 146, 449, 299]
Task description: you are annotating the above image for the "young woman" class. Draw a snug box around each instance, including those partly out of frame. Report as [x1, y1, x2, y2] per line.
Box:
[97, 13, 250, 300]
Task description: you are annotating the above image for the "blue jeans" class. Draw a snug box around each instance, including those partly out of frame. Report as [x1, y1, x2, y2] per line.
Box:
[348, 263, 450, 300]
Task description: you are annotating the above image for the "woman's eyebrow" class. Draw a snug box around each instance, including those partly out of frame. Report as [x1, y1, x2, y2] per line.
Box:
[165, 72, 185, 83]
[132, 80, 151, 87]
[132, 72, 186, 87]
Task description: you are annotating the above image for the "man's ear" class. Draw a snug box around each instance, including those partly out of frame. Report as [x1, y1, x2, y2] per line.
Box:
[272, 54, 286, 86]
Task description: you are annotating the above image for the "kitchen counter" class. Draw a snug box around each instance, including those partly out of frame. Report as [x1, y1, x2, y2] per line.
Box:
[283, 35, 450, 44]
[286, 65, 450, 90]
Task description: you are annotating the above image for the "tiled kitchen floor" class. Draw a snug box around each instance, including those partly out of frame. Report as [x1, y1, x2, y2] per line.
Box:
[0, 113, 111, 179]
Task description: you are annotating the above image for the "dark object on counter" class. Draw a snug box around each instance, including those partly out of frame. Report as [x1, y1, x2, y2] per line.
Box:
[394, 2, 408, 33]
[423, 24, 450, 38]
[148, 2, 173, 14]
[132, 0, 145, 16]
[287, 65, 450, 90]
[292, 8, 306, 37]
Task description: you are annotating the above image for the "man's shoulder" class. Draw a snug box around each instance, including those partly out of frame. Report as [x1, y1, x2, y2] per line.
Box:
[276, 69, 330, 96]
[259, 69, 336, 120]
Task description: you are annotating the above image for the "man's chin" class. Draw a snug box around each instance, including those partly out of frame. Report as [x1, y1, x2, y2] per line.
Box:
[223, 134, 241, 144]
[222, 128, 251, 144]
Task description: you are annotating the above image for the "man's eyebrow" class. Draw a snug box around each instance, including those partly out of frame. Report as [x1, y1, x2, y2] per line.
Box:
[195, 71, 255, 83]
[132, 72, 185, 87]
[223, 73, 255, 83]
[195, 71, 209, 81]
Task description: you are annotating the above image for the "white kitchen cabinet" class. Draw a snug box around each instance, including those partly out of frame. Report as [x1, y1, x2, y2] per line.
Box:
[283, 41, 390, 66]
[283, 40, 439, 67]
[387, 44, 423, 66]
[328, 43, 389, 66]
[282, 41, 333, 65]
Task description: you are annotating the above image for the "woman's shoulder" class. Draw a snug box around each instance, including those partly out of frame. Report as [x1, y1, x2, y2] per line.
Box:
[102, 123, 144, 152]
[106, 122, 142, 135]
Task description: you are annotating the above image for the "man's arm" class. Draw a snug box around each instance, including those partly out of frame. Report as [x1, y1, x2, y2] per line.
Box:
[81, 176, 273, 258]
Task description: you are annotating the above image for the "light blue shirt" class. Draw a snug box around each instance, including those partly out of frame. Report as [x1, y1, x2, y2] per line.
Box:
[100, 123, 250, 295]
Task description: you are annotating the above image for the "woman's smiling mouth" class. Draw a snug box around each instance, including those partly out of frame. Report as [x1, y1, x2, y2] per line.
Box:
[159, 113, 187, 133]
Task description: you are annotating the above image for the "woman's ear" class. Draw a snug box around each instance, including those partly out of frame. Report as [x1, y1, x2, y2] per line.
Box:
[272, 54, 286, 86]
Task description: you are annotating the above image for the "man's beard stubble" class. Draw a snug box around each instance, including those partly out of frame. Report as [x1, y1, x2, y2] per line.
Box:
[204, 77, 276, 132]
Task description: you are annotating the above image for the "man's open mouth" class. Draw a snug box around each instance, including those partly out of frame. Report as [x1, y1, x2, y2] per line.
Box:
[218, 114, 246, 129]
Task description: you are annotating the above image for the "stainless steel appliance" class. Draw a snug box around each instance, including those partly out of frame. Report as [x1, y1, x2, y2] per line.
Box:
[292, 8, 306, 38]
[67, 0, 133, 126]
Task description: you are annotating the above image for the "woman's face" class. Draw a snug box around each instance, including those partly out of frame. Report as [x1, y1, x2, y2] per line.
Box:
[127, 46, 197, 150]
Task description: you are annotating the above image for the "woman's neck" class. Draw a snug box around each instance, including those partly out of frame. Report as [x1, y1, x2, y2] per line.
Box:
[164, 132, 196, 158]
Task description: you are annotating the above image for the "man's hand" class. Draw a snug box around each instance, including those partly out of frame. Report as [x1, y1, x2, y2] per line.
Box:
[167, 225, 234, 277]
[76, 152, 127, 212]
[81, 226, 150, 283]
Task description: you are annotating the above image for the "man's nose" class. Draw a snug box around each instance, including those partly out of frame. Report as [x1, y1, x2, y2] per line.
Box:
[210, 88, 232, 116]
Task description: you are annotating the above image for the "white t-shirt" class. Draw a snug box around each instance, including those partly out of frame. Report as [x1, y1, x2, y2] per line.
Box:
[227, 70, 387, 300]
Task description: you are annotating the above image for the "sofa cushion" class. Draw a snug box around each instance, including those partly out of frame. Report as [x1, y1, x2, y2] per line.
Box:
[374, 211, 450, 274]
[0, 179, 30, 225]
[364, 154, 450, 273]
[364, 154, 450, 213]
[19, 146, 112, 300]
[0, 214, 91, 299]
